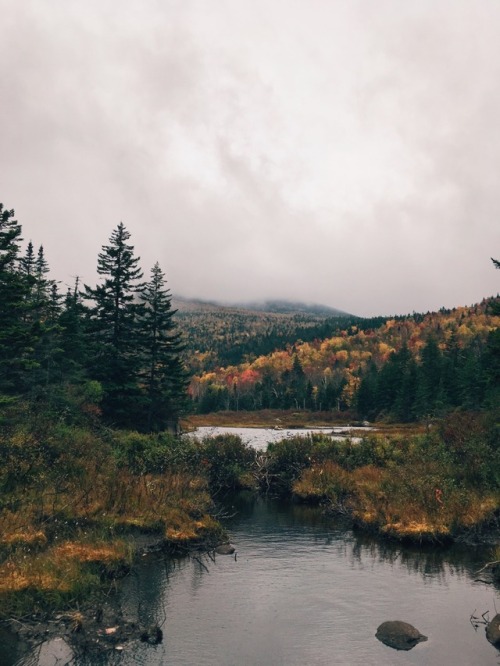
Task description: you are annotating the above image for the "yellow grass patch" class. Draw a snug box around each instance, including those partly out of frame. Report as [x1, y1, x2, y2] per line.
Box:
[52, 542, 127, 564]
[0, 562, 62, 593]
[1, 529, 47, 549]
[166, 527, 199, 541]
[381, 521, 451, 539]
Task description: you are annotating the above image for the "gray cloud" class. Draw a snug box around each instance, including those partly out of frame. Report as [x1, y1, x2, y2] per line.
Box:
[1, 0, 499, 316]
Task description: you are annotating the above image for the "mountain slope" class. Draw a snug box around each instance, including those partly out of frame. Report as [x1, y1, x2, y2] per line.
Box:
[188, 297, 500, 417]
[173, 296, 359, 372]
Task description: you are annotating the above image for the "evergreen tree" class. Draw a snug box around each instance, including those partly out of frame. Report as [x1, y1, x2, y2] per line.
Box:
[20, 242, 53, 322]
[19, 245, 66, 394]
[356, 364, 378, 420]
[441, 332, 461, 407]
[20, 240, 36, 311]
[84, 223, 144, 425]
[20, 239, 35, 274]
[58, 277, 88, 377]
[376, 349, 403, 415]
[137, 262, 188, 432]
[0, 204, 36, 393]
[414, 337, 443, 417]
[393, 352, 418, 422]
[34, 245, 51, 311]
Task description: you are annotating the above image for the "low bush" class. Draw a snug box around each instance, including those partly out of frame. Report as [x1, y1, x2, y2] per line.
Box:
[196, 434, 256, 491]
[265, 435, 316, 494]
[293, 461, 353, 508]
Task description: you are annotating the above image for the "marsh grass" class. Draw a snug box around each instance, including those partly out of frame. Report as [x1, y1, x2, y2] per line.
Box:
[0, 534, 133, 618]
[183, 409, 358, 429]
[280, 414, 500, 542]
[0, 414, 228, 618]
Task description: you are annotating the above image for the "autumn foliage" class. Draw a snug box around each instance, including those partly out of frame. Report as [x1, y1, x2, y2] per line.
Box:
[189, 299, 500, 420]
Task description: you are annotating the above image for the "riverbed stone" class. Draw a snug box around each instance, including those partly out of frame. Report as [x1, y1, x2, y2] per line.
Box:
[486, 614, 500, 648]
[375, 621, 428, 651]
[215, 543, 235, 555]
[140, 624, 163, 645]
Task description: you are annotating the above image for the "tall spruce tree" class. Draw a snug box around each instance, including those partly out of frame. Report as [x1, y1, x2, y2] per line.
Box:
[34, 245, 51, 312]
[138, 262, 188, 432]
[0, 204, 36, 393]
[84, 223, 144, 425]
[414, 337, 443, 417]
[27, 247, 64, 392]
[20, 241, 36, 314]
[393, 347, 418, 422]
[58, 277, 88, 378]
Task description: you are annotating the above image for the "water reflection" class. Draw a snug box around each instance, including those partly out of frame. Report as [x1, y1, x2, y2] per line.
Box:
[188, 425, 363, 450]
[9, 494, 500, 666]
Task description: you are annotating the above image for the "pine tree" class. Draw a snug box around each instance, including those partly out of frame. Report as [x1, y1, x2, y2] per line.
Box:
[356, 363, 378, 419]
[34, 245, 51, 311]
[138, 262, 188, 432]
[393, 351, 418, 422]
[0, 204, 36, 393]
[20, 245, 66, 394]
[414, 337, 443, 417]
[376, 349, 403, 414]
[84, 223, 144, 425]
[20, 240, 35, 273]
[58, 277, 88, 377]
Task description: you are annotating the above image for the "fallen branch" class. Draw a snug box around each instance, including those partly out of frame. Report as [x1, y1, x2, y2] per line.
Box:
[475, 560, 500, 575]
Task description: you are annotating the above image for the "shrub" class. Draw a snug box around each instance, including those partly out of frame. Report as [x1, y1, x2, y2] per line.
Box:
[293, 461, 354, 507]
[265, 435, 316, 494]
[196, 434, 256, 491]
[439, 412, 499, 488]
[112, 431, 200, 475]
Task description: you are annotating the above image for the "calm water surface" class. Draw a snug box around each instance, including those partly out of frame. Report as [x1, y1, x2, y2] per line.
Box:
[188, 425, 364, 450]
[10, 427, 500, 666]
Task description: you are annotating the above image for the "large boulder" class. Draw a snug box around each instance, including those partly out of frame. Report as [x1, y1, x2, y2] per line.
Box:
[486, 614, 500, 648]
[376, 621, 428, 651]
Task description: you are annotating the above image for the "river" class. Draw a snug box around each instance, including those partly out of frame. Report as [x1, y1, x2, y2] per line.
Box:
[186, 425, 367, 449]
[7, 427, 500, 665]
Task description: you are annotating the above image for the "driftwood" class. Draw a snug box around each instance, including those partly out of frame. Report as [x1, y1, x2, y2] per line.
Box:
[475, 560, 500, 575]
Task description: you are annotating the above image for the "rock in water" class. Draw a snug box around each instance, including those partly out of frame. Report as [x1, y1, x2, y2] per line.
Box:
[215, 543, 235, 555]
[486, 614, 500, 648]
[376, 621, 428, 651]
[140, 625, 163, 645]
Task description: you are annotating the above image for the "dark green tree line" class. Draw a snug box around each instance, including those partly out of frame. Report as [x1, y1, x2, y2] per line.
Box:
[0, 204, 187, 432]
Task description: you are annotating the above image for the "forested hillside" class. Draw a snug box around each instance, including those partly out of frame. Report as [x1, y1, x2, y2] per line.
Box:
[190, 298, 500, 419]
[174, 297, 387, 373]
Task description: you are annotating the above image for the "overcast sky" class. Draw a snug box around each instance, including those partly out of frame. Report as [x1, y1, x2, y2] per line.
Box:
[1, 0, 499, 316]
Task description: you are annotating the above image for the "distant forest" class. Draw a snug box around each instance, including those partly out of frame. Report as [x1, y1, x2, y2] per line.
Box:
[176, 304, 389, 373]
[187, 296, 500, 421]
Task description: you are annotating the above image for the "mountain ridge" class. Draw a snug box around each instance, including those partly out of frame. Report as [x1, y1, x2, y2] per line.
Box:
[173, 295, 353, 317]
